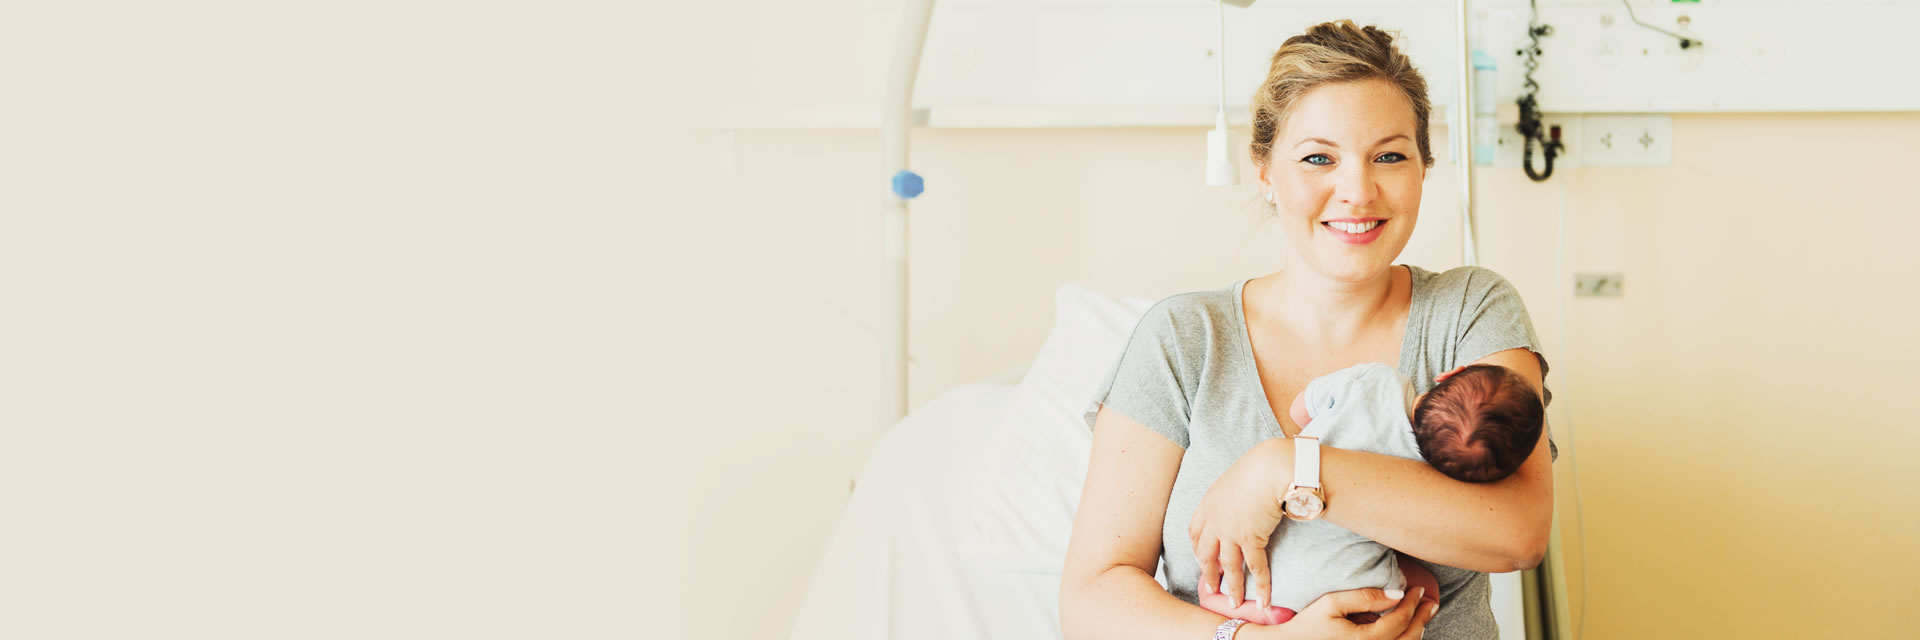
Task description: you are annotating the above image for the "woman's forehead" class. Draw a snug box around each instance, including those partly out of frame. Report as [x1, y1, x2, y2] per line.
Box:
[1281, 79, 1418, 144]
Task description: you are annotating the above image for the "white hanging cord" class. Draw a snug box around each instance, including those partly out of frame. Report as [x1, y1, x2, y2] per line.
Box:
[1205, 0, 1239, 186]
[1218, 0, 1228, 111]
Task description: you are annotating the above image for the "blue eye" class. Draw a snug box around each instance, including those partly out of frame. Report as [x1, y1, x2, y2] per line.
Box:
[1376, 152, 1407, 163]
[1301, 154, 1333, 166]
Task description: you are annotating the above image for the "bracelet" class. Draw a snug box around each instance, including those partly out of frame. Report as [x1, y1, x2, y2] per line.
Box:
[1213, 618, 1249, 640]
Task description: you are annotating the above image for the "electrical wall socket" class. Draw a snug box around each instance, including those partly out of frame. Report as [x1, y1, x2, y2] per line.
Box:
[1580, 115, 1672, 166]
[1575, 272, 1624, 297]
[1492, 114, 1581, 170]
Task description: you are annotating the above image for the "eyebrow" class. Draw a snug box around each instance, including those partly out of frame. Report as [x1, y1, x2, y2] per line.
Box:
[1293, 134, 1412, 149]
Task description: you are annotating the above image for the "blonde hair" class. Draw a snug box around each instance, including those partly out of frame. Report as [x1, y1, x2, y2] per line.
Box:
[1249, 20, 1435, 170]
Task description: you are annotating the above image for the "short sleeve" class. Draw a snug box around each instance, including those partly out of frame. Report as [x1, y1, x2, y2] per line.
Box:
[1080, 300, 1195, 449]
[1448, 268, 1558, 463]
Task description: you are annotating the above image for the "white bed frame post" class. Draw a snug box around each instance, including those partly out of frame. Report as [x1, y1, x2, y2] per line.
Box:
[882, 0, 937, 423]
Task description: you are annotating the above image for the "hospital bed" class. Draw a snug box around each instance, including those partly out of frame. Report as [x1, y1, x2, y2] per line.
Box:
[787, 283, 1534, 639]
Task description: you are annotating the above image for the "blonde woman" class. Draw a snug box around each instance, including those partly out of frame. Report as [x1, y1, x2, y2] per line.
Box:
[1060, 20, 1557, 640]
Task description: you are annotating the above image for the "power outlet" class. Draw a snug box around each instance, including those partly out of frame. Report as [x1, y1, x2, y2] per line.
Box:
[1492, 114, 1581, 170]
[1580, 115, 1672, 166]
[1574, 272, 1624, 297]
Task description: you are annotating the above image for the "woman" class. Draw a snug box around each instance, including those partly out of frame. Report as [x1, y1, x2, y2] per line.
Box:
[1059, 21, 1556, 640]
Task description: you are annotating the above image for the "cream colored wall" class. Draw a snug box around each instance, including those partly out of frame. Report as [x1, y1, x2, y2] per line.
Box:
[692, 112, 1920, 638]
[1542, 113, 1920, 638]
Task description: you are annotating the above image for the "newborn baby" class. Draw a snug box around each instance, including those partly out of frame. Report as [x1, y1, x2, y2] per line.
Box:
[1201, 362, 1545, 625]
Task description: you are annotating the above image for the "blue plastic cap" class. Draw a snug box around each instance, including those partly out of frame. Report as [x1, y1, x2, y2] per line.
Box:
[1472, 49, 1496, 70]
[891, 170, 924, 199]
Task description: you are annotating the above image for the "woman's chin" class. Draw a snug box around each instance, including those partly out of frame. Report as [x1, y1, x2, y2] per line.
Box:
[1282, 232, 1408, 284]
[1303, 255, 1398, 284]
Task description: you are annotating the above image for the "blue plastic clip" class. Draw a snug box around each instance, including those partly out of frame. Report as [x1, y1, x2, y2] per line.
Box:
[891, 170, 924, 199]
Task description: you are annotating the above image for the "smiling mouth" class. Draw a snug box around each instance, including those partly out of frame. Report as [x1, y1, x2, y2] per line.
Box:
[1323, 220, 1384, 234]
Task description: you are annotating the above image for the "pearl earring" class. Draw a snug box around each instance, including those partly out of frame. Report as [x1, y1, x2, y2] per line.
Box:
[1265, 192, 1274, 203]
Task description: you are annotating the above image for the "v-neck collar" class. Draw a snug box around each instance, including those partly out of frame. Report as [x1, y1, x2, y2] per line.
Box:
[1232, 265, 1422, 438]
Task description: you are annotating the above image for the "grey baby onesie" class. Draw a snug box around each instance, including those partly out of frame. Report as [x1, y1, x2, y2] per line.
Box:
[1259, 362, 1427, 612]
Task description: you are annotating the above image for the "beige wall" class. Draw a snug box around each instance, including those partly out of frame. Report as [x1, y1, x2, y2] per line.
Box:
[686, 112, 1920, 638]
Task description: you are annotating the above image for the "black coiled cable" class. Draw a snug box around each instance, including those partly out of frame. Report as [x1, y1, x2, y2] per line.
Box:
[1516, 0, 1562, 183]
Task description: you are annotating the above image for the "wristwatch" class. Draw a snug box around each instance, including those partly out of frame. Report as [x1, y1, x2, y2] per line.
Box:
[1280, 436, 1325, 520]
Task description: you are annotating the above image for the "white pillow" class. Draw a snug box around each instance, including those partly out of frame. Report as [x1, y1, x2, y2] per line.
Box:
[1018, 283, 1159, 424]
[959, 283, 1155, 573]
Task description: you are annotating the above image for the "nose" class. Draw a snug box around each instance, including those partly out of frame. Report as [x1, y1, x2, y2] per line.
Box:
[1333, 163, 1379, 208]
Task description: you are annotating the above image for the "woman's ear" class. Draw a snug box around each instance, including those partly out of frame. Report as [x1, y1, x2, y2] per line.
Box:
[1435, 365, 1468, 383]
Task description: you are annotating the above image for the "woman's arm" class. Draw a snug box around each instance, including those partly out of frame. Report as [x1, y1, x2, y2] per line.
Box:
[1319, 347, 1554, 572]
[1067, 405, 1442, 640]
[1060, 405, 1236, 639]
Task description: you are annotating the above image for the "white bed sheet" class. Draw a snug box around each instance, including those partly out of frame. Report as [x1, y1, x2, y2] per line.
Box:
[787, 281, 1531, 638]
[788, 383, 1110, 640]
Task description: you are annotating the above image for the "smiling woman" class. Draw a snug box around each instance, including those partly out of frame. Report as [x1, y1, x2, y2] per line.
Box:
[1060, 20, 1555, 640]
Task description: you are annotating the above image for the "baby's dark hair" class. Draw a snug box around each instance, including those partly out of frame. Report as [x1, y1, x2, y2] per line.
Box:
[1411, 364, 1544, 483]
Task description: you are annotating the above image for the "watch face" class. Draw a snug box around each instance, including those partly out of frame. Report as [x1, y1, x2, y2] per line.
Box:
[1284, 489, 1324, 520]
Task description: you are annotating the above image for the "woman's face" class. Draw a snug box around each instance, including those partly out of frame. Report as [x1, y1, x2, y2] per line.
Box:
[1259, 78, 1425, 284]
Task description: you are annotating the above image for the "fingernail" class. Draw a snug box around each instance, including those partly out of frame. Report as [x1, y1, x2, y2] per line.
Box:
[1257, 594, 1268, 610]
[1415, 587, 1426, 600]
[1430, 603, 1440, 617]
[1384, 588, 1404, 600]
[1200, 581, 1213, 595]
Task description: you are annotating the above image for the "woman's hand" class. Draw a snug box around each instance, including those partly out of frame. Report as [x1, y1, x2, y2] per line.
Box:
[1238, 587, 1437, 640]
[1189, 437, 1293, 609]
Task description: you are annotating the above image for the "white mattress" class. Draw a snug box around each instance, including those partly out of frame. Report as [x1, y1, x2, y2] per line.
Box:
[788, 383, 1090, 640]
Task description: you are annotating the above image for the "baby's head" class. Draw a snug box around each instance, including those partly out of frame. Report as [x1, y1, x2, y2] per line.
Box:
[1410, 364, 1544, 483]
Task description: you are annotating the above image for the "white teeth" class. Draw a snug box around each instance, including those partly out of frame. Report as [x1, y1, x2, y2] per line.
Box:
[1327, 220, 1382, 234]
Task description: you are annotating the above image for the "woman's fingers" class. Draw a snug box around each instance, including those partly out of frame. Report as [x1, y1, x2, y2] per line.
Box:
[1242, 542, 1272, 610]
[1307, 587, 1398, 618]
[1297, 587, 1398, 638]
[1195, 535, 1222, 599]
[1392, 595, 1438, 640]
[1365, 587, 1425, 639]
[1219, 543, 1246, 605]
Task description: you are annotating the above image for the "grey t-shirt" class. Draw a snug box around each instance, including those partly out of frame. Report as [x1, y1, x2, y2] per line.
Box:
[1080, 265, 1556, 640]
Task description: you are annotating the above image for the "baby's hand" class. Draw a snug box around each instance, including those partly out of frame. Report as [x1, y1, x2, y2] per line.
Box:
[1198, 582, 1295, 625]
